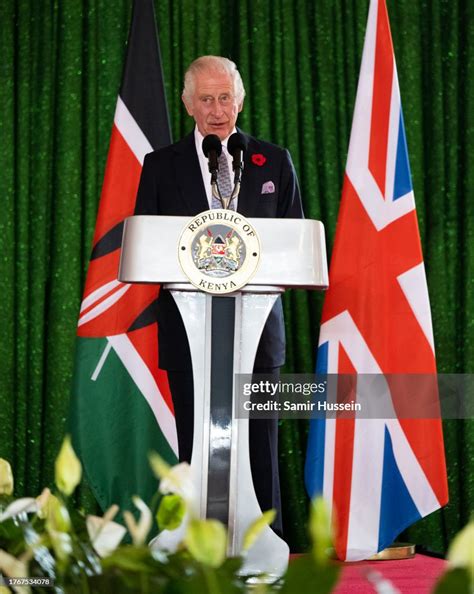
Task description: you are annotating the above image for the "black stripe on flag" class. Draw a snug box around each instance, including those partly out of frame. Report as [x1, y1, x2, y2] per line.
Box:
[120, 0, 172, 151]
[90, 222, 124, 260]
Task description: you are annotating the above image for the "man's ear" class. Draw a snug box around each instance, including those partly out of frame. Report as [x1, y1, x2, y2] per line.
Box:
[238, 101, 244, 113]
[182, 95, 193, 117]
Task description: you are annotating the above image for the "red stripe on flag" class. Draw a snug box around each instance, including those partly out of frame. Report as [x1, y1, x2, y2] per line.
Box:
[92, 124, 142, 246]
[332, 345, 357, 560]
[78, 250, 159, 337]
[398, 419, 449, 505]
[385, 377, 448, 505]
[368, 0, 394, 198]
[80, 281, 125, 319]
[322, 176, 427, 372]
[79, 118, 158, 338]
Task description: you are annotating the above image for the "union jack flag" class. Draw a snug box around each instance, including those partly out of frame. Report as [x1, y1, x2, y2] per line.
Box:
[305, 0, 448, 560]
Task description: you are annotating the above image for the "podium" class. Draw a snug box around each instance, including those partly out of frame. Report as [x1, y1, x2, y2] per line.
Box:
[119, 211, 328, 578]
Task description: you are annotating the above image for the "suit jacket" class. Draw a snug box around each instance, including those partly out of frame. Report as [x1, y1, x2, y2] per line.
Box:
[134, 129, 303, 371]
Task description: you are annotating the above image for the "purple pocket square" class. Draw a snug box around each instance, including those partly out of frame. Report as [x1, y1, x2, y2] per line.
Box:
[261, 181, 275, 194]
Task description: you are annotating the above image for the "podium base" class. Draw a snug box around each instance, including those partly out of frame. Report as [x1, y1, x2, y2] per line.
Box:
[367, 543, 416, 560]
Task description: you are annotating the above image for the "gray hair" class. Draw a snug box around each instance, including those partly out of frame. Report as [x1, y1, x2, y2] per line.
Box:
[182, 56, 246, 105]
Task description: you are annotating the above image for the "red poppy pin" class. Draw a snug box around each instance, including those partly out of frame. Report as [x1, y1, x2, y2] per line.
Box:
[251, 153, 266, 166]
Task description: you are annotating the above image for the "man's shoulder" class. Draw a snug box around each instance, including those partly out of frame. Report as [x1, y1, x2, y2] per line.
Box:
[143, 131, 194, 164]
[239, 129, 288, 155]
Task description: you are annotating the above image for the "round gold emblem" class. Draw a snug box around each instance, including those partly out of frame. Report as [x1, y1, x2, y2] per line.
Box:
[178, 210, 260, 294]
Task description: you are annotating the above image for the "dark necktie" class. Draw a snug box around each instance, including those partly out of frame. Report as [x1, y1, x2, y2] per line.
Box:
[211, 150, 235, 210]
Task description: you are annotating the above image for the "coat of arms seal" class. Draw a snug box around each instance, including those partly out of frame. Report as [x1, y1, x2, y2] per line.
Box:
[178, 209, 260, 294]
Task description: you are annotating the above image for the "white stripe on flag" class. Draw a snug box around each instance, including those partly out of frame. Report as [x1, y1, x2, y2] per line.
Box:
[319, 310, 381, 374]
[80, 279, 123, 313]
[78, 284, 131, 327]
[319, 311, 385, 559]
[91, 341, 113, 381]
[397, 263, 435, 353]
[345, 0, 377, 202]
[330, 314, 385, 560]
[108, 334, 179, 457]
[384, 60, 399, 203]
[347, 418, 385, 560]
[322, 340, 339, 514]
[114, 96, 153, 165]
[345, 0, 414, 231]
[385, 418, 440, 515]
[383, 64, 416, 218]
[323, 420, 336, 509]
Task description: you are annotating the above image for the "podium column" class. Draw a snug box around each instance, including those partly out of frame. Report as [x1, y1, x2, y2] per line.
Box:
[170, 287, 287, 576]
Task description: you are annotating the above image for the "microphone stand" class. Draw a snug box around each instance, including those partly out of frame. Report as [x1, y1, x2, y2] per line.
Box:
[211, 182, 241, 210]
[211, 159, 243, 210]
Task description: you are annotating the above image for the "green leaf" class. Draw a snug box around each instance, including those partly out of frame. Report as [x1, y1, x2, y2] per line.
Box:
[157, 494, 186, 532]
[47, 529, 73, 564]
[184, 519, 227, 568]
[280, 556, 341, 594]
[242, 510, 276, 553]
[163, 566, 247, 594]
[0, 518, 24, 545]
[220, 556, 243, 575]
[44, 494, 71, 533]
[432, 567, 471, 594]
[149, 451, 171, 480]
[308, 497, 333, 565]
[102, 545, 160, 574]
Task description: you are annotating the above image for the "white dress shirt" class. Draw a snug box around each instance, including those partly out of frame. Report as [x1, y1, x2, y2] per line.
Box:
[194, 126, 237, 210]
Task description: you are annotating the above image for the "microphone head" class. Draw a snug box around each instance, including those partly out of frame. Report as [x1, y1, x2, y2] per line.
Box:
[202, 134, 222, 158]
[227, 132, 248, 156]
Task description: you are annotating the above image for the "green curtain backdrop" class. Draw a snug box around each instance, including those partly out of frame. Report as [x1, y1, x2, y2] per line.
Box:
[1, 0, 472, 554]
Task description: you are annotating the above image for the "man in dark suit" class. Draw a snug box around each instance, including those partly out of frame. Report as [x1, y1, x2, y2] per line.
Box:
[134, 56, 303, 535]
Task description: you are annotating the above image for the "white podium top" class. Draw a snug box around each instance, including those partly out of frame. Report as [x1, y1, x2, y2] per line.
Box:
[119, 215, 328, 290]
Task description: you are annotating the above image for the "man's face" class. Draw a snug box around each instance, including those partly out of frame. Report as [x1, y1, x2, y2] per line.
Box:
[183, 70, 243, 140]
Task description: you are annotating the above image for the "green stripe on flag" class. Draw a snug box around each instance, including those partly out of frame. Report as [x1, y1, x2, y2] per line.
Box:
[70, 337, 177, 519]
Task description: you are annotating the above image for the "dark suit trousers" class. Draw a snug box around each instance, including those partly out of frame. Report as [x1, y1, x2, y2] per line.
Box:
[167, 367, 283, 536]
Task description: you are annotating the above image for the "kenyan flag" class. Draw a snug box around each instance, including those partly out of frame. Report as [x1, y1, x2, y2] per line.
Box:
[70, 0, 177, 515]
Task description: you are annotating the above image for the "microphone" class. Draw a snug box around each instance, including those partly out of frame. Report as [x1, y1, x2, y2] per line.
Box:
[202, 134, 222, 182]
[227, 132, 248, 184]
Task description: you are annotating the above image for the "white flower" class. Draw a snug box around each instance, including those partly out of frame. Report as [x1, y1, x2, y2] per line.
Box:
[366, 569, 401, 594]
[55, 436, 82, 496]
[35, 488, 52, 515]
[0, 498, 38, 522]
[86, 504, 126, 557]
[159, 463, 195, 502]
[0, 459, 14, 496]
[447, 519, 474, 582]
[123, 497, 152, 546]
[0, 549, 30, 593]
